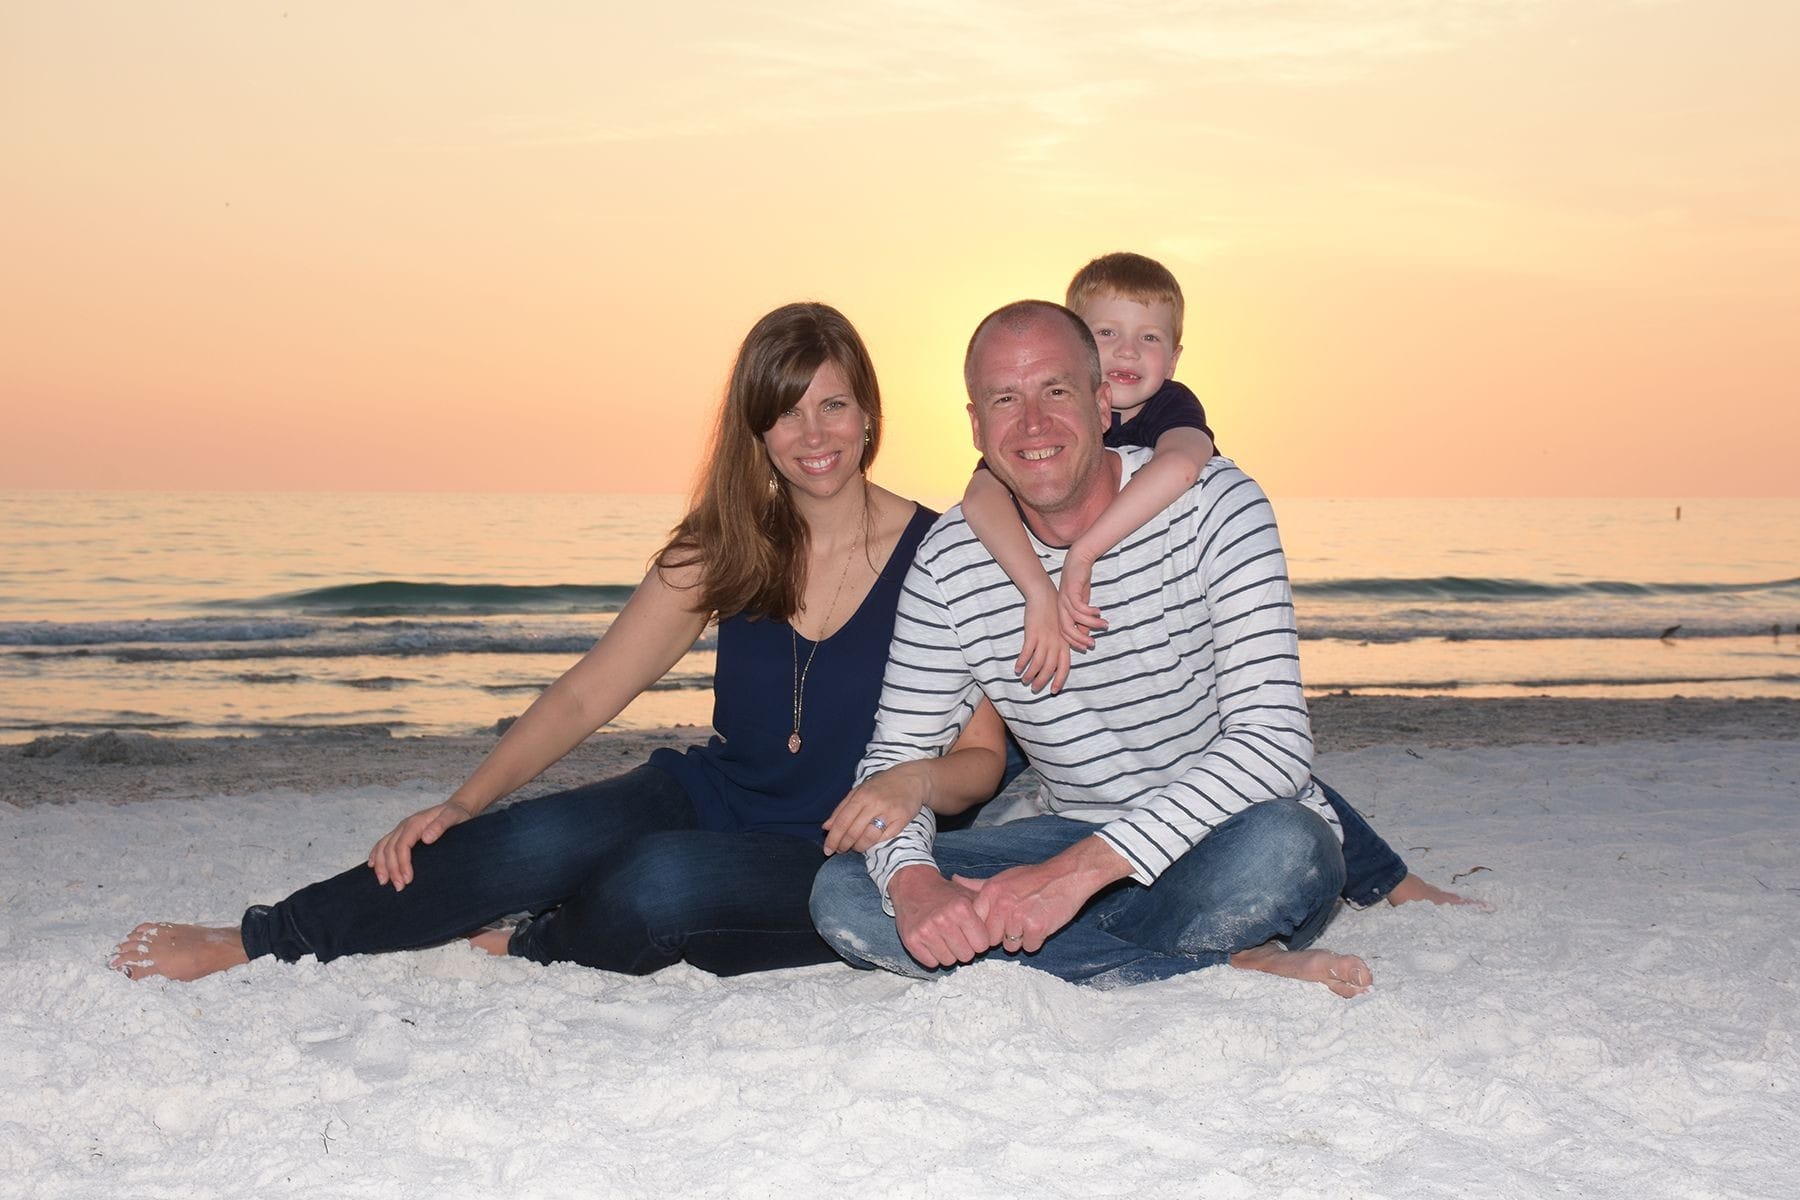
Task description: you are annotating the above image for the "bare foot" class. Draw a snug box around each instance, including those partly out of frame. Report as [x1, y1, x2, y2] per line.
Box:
[1386, 872, 1492, 910]
[467, 925, 513, 957]
[1231, 941, 1372, 998]
[109, 922, 249, 982]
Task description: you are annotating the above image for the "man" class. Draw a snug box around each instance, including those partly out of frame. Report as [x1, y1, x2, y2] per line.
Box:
[809, 300, 1371, 995]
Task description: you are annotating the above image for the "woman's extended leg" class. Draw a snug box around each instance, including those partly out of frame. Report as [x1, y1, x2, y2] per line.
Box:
[112, 765, 697, 980]
[509, 829, 833, 976]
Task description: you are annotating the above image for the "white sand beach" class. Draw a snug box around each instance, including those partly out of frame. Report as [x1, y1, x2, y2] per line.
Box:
[4, 698, 1797, 1199]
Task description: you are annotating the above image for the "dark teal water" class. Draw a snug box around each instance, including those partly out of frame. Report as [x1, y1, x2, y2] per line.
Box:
[3, 491, 1796, 739]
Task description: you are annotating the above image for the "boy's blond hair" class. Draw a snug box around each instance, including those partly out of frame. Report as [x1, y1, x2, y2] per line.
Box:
[1064, 252, 1185, 345]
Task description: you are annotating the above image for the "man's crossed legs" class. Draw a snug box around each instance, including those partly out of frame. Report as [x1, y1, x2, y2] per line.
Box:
[811, 799, 1370, 994]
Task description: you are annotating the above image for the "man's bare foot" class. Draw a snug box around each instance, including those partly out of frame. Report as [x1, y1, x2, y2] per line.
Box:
[1230, 941, 1372, 998]
[1386, 872, 1492, 910]
[109, 922, 249, 982]
[467, 925, 513, 957]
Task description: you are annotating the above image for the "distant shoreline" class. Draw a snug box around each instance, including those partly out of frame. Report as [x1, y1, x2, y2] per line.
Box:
[1304, 693, 1800, 752]
[3, 695, 1794, 809]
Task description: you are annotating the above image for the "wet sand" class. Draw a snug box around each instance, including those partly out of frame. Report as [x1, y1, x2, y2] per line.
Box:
[4, 696, 1794, 809]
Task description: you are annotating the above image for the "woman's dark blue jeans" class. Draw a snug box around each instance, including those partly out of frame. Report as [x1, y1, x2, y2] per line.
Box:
[240, 765, 835, 976]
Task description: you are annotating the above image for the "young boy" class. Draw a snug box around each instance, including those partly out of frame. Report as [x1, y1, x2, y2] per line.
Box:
[966, 251, 1478, 910]
[963, 252, 1216, 693]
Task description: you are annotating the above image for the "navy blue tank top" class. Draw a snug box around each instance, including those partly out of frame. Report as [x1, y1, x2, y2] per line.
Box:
[650, 505, 938, 843]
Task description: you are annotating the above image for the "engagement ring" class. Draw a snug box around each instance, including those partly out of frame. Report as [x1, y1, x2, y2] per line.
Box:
[869, 816, 888, 832]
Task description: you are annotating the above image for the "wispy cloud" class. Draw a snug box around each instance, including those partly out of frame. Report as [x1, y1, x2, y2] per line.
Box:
[464, 0, 1571, 149]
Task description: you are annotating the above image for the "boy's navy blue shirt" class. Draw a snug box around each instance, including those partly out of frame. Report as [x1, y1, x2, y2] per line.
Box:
[1105, 379, 1216, 452]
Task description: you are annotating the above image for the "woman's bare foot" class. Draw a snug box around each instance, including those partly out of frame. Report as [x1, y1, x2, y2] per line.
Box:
[467, 925, 513, 957]
[109, 922, 249, 982]
[1386, 872, 1492, 910]
[1230, 941, 1372, 998]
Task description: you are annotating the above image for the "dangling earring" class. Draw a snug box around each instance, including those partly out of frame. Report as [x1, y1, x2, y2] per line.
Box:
[863, 422, 872, 447]
[767, 470, 779, 498]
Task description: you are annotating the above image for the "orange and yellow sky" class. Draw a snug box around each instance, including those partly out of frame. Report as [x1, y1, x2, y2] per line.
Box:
[3, 1, 1795, 500]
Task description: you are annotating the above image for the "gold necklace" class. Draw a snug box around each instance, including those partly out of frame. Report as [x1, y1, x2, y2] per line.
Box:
[789, 517, 864, 755]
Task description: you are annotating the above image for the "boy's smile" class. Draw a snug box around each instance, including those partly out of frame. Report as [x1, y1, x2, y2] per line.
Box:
[1076, 294, 1183, 419]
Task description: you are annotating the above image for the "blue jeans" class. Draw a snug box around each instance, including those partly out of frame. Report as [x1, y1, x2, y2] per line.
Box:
[1316, 778, 1409, 906]
[240, 765, 835, 976]
[997, 736, 1408, 908]
[809, 799, 1345, 988]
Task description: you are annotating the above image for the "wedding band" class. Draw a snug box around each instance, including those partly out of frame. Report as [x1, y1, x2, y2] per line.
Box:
[1004, 933, 1022, 943]
[869, 816, 887, 831]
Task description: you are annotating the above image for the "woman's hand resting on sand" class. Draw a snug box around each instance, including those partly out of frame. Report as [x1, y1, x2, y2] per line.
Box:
[368, 801, 474, 891]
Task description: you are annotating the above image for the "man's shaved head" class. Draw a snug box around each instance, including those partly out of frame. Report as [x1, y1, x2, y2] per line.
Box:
[963, 300, 1102, 399]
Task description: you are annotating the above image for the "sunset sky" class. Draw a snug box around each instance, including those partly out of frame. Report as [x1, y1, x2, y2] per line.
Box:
[3, 1, 1795, 501]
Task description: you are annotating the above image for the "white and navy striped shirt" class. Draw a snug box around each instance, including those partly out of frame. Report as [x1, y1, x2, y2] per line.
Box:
[860, 448, 1338, 899]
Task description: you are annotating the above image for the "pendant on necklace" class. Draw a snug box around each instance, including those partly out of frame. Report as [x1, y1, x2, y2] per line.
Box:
[787, 732, 802, 754]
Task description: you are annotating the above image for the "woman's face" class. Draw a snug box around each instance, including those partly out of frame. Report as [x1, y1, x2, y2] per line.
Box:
[762, 360, 868, 503]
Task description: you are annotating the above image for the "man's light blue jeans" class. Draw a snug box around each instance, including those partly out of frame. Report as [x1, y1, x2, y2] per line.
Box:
[809, 798, 1345, 988]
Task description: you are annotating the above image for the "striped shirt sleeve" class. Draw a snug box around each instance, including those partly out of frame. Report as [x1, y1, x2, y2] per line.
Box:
[1091, 469, 1321, 883]
[856, 542, 984, 905]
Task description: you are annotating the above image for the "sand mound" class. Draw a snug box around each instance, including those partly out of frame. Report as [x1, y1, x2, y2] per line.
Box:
[17, 731, 195, 766]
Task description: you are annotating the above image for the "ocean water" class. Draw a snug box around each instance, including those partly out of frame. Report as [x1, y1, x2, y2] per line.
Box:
[2, 491, 1796, 742]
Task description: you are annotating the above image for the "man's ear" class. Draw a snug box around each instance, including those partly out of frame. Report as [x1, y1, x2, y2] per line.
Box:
[967, 401, 984, 453]
[1094, 379, 1113, 425]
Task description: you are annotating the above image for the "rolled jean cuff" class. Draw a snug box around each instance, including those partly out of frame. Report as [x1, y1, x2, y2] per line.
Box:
[1341, 862, 1409, 909]
[239, 903, 299, 963]
[1314, 777, 1409, 908]
[240, 906, 271, 961]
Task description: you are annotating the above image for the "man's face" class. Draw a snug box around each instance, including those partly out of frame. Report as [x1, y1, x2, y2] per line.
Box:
[1074, 293, 1182, 417]
[966, 317, 1114, 524]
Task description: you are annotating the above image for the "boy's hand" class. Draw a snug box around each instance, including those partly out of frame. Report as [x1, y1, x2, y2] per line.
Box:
[1015, 589, 1072, 693]
[1056, 556, 1107, 651]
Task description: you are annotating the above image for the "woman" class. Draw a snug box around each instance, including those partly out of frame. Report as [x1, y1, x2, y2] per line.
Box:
[111, 302, 1006, 982]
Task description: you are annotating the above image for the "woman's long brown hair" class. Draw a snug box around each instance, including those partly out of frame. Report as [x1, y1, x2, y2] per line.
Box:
[655, 302, 883, 622]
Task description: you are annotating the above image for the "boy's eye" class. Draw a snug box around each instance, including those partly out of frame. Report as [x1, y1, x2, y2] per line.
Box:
[1092, 327, 1114, 338]
[1143, 333, 1160, 343]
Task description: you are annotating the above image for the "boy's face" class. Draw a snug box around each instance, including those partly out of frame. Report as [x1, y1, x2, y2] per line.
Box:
[1074, 293, 1182, 416]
